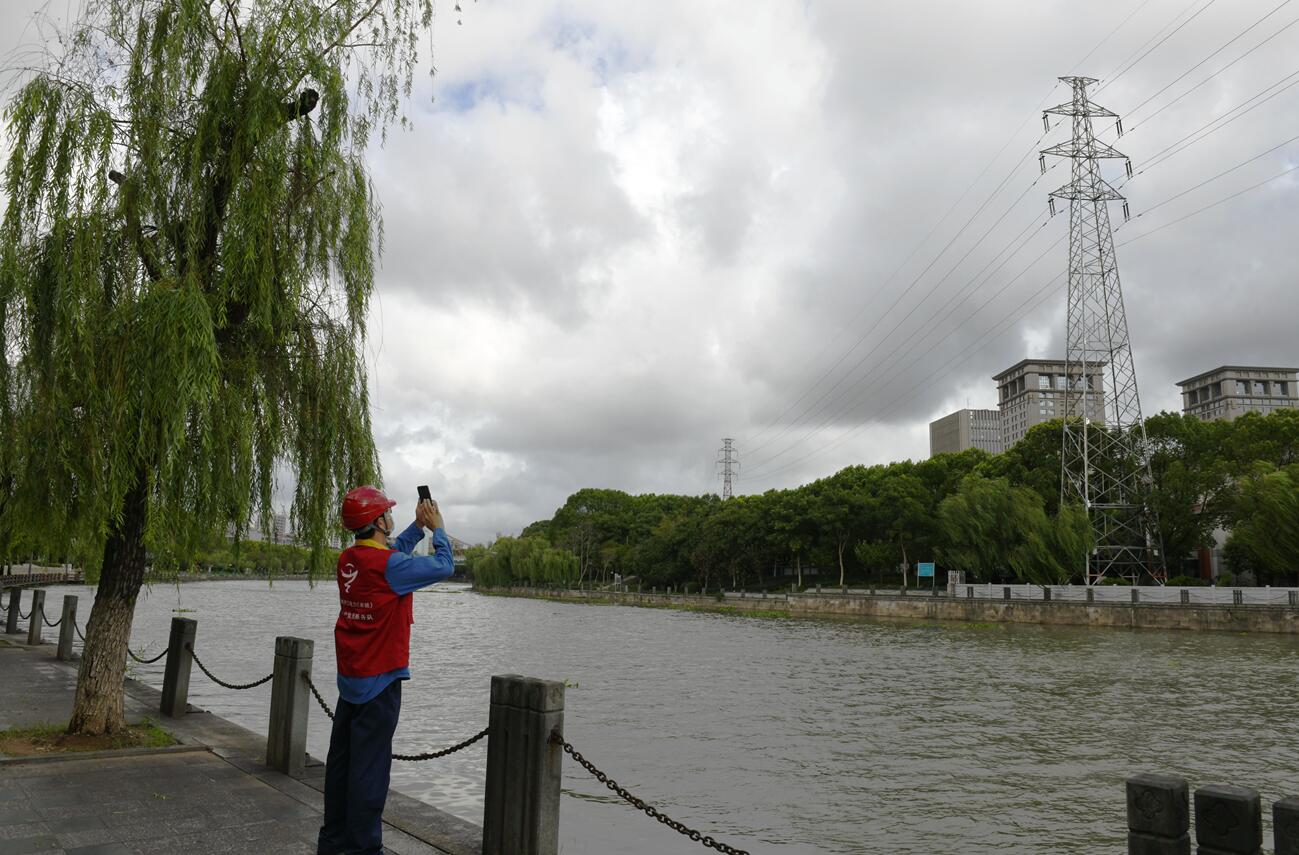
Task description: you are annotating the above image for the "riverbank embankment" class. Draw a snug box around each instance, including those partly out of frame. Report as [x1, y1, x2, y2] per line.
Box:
[483, 585, 1299, 634]
[0, 629, 479, 854]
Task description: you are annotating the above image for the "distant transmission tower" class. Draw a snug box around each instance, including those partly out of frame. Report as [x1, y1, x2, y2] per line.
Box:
[716, 438, 739, 499]
[1040, 76, 1163, 585]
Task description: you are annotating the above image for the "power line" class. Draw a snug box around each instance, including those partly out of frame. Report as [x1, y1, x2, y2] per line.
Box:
[1123, 0, 1294, 119]
[744, 158, 1298, 486]
[743, 169, 1061, 472]
[1072, 0, 1158, 73]
[1097, 0, 1221, 93]
[1128, 10, 1299, 131]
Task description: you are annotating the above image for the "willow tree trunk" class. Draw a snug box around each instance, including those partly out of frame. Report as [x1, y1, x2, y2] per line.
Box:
[68, 470, 149, 735]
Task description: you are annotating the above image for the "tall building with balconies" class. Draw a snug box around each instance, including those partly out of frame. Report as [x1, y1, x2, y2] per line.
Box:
[994, 358, 1106, 449]
[1176, 365, 1299, 422]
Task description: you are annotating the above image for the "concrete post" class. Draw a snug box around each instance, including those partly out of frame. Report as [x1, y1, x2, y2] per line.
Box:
[1181, 589, 1190, 605]
[1233, 590, 1244, 606]
[160, 617, 197, 718]
[1003, 586, 1011, 602]
[1087, 587, 1096, 603]
[27, 589, 45, 645]
[840, 585, 846, 595]
[267, 636, 313, 776]
[816, 584, 821, 595]
[5, 588, 19, 634]
[1043, 587, 1052, 602]
[1132, 589, 1141, 604]
[1290, 591, 1298, 607]
[1274, 796, 1299, 855]
[56, 595, 77, 661]
[1194, 784, 1261, 854]
[967, 585, 974, 599]
[1126, 773, 1190, 854]
[482, 674, 564, 855]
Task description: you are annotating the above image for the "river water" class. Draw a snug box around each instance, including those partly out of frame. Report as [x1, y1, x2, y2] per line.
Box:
[35, 580, 1299, 854]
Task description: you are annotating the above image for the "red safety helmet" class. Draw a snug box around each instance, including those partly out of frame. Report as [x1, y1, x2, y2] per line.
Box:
[341, 485, 396, 531]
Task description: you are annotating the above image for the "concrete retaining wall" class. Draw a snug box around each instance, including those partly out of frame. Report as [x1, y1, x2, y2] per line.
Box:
[485, 587, 1299, 634]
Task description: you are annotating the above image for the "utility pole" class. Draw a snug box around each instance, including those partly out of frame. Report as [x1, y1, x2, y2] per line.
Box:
[1040, 76, 1164, 585]
[716, 438, 739, 499]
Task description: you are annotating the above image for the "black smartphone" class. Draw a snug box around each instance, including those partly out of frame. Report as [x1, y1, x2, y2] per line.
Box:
[417, 485, 431, 503]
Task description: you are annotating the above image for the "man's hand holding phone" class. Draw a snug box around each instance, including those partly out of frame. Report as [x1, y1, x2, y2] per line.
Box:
[416, 485, 444, 531]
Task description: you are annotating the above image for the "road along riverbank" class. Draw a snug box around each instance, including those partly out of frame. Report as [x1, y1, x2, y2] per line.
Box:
[482, 585, 1299, 634]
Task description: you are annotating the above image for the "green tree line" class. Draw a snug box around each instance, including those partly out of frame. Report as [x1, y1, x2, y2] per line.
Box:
[468, 410, 1299, 591]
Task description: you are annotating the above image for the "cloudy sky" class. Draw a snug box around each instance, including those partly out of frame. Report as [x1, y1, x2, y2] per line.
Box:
[5, 0, 1299, 542]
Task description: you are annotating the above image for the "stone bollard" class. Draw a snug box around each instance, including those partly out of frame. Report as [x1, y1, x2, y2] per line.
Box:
[482, 675, 564, 855]
[27, 589, 45, 645]
[1126, 773, 1190, 855]
[840, 585, 846, 595]
[56, 595, 78, 661]
[816, 584, 821, 595]
[1087, 587, 1096, 603]
[1194, 785, 1261, 854]
[1233, 590, 1243, 606]
[1181, 589, 1190, 605]
[267, 636, 313, 776]
[1132, 589, 1141, 604]
[1003, 586, 1011, 602]
[160, 618, 197, 718]
[870, 586, 877, 597]
[1044, 587, 1052, 602]
[967, 585, 974, 599]
[1274, 796, 1299, 855]
[5, 588, 20, 634]
[1290, 591, 1298, 607]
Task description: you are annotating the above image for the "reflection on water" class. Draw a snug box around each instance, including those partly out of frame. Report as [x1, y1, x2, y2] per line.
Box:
[42, 581, 1299, 854]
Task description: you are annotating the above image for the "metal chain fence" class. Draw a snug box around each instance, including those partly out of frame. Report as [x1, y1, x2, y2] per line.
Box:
[42, 612, 62, 628]
[553, 735, 752, 855]
[185, 643, 273, 690]
[127, 645, 170, 665]
[18, 605, 32, 620]
[302, 672, 489, 762]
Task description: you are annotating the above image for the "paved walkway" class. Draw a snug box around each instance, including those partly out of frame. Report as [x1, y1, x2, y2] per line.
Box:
[0, 628, 481, 855]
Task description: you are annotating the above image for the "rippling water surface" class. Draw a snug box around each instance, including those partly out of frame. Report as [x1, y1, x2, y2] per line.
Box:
[40, 581, 1299, 854]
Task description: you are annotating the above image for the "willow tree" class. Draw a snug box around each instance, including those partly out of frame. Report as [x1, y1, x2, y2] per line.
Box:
[0, 0, 439, 735]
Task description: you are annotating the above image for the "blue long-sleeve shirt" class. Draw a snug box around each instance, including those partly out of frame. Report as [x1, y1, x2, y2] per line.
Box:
[336, 522, 454, 704]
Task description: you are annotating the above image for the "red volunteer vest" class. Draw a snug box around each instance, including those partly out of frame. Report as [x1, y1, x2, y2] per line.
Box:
[334, 542, 414, 677]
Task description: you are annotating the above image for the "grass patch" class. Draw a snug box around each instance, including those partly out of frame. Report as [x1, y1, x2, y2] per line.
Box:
[0, 719, 177, 757]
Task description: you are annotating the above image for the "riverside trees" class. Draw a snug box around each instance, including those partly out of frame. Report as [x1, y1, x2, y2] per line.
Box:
[471, 411, 1299, 591]
[0, 0, 439, 735]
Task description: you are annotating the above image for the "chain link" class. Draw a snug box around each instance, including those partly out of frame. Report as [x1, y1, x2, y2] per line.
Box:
[73, 621, 86, 642]
[554, 735, 752, 855]
[186, 643, 273, 690]
[302, 672, 490, 762]
[304, 671, 336, 720]
[392, 727, 490, 762]
[127, 645, 170, 664]
[42, 612, 62, 628]
[19, 606, 32, 620]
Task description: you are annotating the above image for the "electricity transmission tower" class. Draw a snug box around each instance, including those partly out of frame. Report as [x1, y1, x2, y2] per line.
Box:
[716, 438, 739, 499]
[1040, 76, 1164, 585]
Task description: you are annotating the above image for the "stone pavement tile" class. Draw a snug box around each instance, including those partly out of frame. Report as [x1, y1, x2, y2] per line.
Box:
[0, 834, 61, 853]
[0, 820, 53, 840]
[0, 805, 40, 826]
[65, 844, 135, 855]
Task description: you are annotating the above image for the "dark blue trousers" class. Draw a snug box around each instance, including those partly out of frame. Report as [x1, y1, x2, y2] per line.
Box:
[317, 679, 402, 855]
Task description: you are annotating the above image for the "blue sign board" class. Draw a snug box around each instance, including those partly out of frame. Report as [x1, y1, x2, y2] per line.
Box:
[917, 562, 935, 578]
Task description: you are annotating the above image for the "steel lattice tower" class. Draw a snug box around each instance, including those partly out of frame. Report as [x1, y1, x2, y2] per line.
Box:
[1040, 76, 1163, 585]
[716, 438, 739, 499]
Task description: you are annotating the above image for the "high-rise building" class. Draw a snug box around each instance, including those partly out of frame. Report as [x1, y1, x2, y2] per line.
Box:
[928, 409, 1003, 457]
[994, 358, 1105, 449]
[1176, 365, 1299, 422]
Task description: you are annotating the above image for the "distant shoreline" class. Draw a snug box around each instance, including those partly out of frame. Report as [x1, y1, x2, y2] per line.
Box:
[480, 586, 1299, 635]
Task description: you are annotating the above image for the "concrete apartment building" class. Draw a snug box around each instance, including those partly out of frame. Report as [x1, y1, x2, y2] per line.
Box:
[1176, 365, 1299, 422]
[929, 408, 1004, 457]
[993, 359, 1106, 449]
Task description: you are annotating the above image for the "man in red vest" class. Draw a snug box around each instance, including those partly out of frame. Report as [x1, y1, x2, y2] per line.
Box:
[317, 485, 455, 855]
